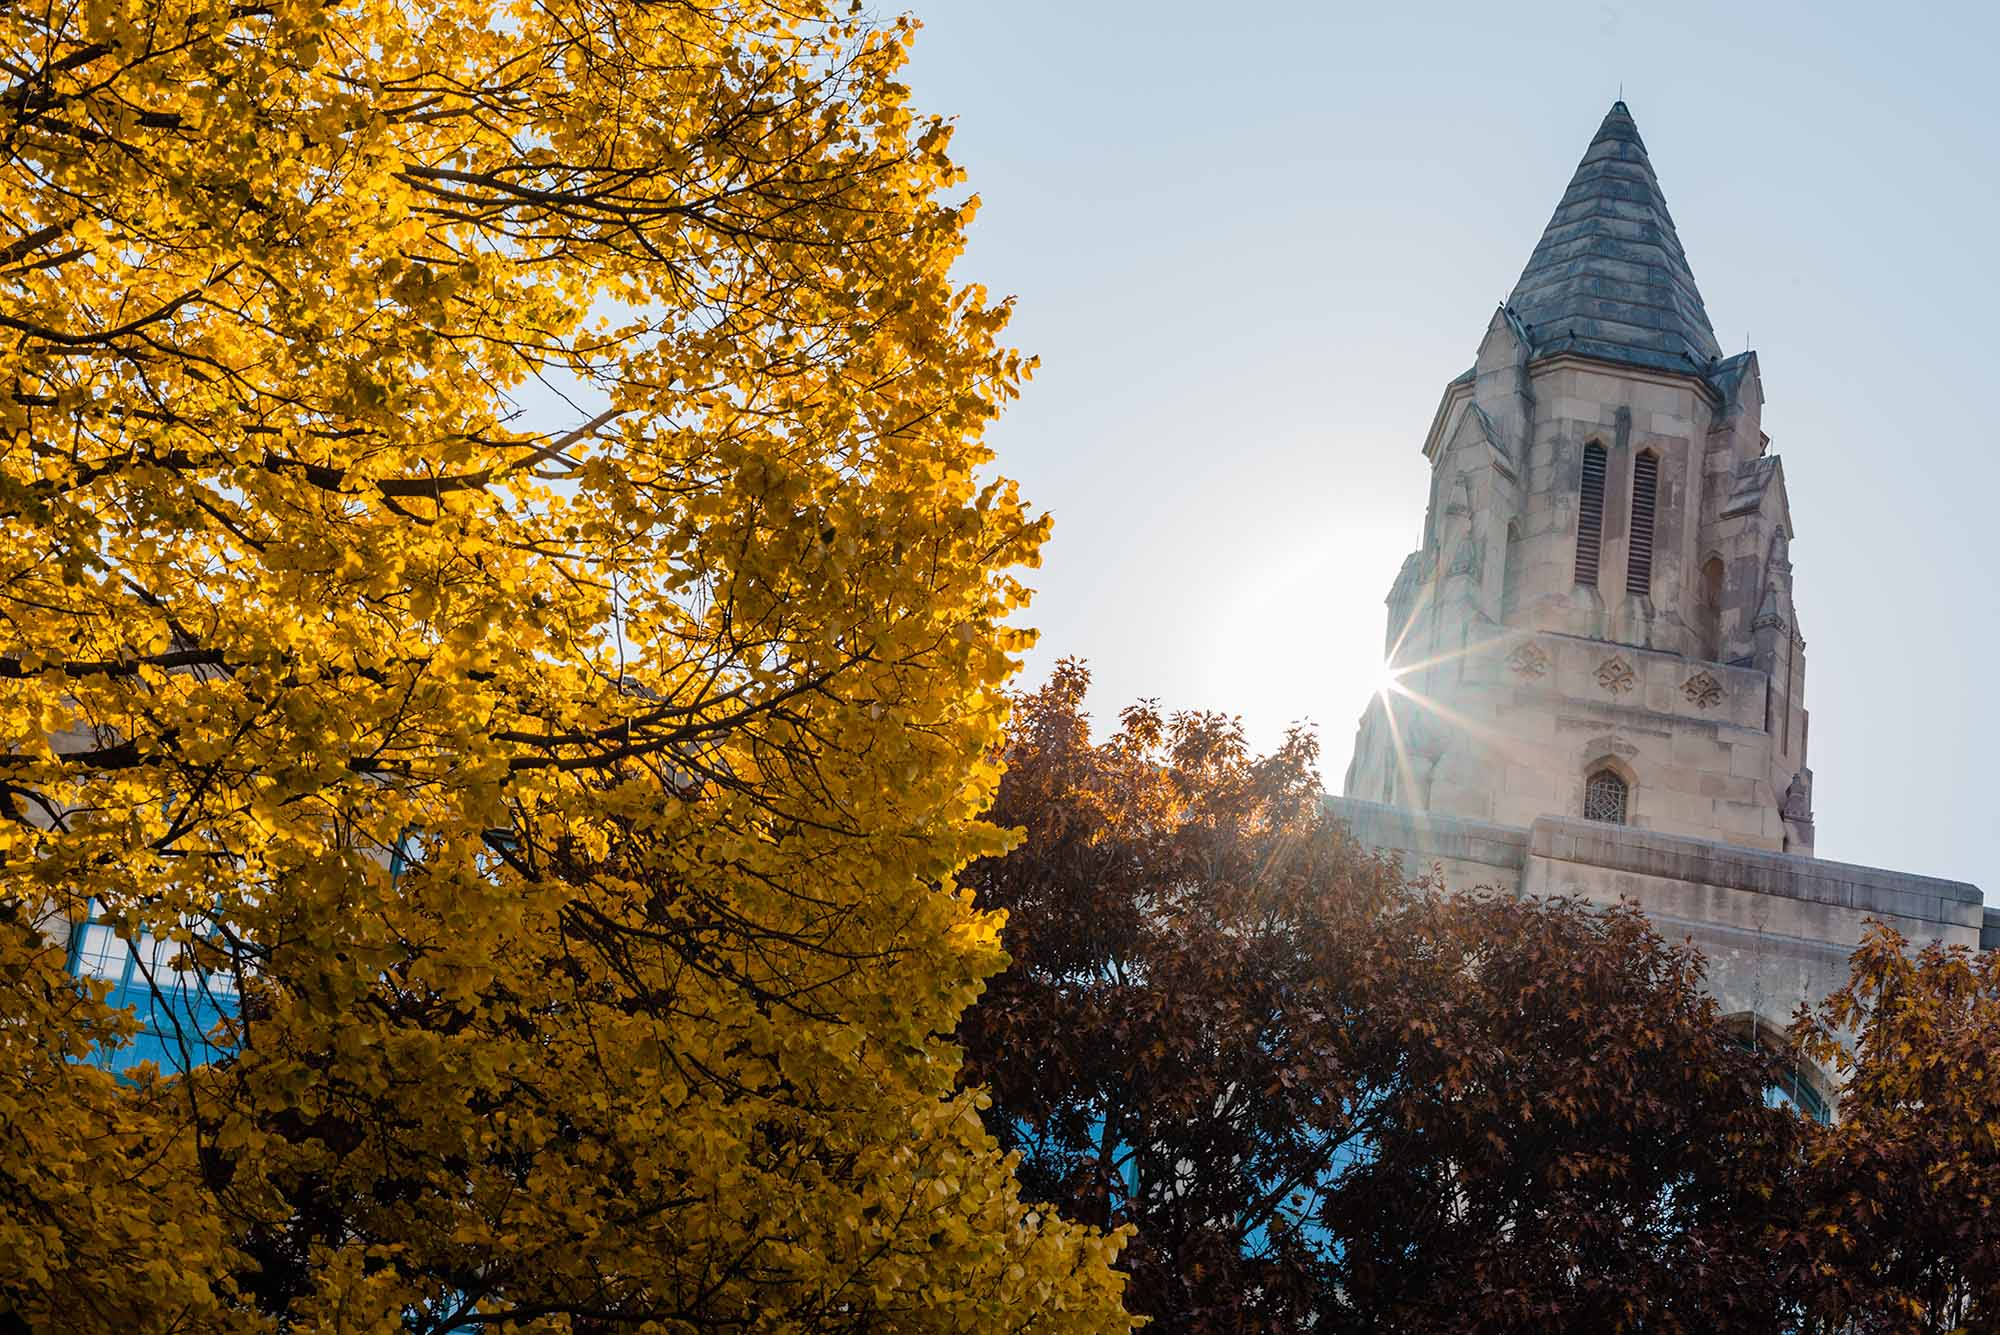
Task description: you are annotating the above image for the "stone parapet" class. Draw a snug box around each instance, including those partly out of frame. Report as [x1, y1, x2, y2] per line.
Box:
[1528, 816, 1981, 934]
[1324, 795, 1526, 889]
[1326, 796, 1984, 1015]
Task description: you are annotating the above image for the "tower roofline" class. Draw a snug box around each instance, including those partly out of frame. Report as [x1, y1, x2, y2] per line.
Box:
[1428, 338, 1759, 465]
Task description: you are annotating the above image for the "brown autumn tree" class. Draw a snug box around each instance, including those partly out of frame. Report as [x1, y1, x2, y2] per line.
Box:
[1326, 886, 1804, 1335]
[958, 659, 1405, 1331]
[1781, 923, 2000, 1333]
[960, 660, 1804, 1334]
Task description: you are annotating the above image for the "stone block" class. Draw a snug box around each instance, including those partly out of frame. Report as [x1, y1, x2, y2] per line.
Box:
[1696, 771, 1746, 802]
[1847, 879, 1960, 930]
[1561, 397, 1620, 426]
[1634, 382, 1688, 417]
[1664, 791, 1712, 829]
[1650, 763, 1695, 794]
[1728, 682, 1765, 730]
[1716, 800, 1766, 838]
[1729, 743, 1767, 779]
[1673, 728, 1721, 767]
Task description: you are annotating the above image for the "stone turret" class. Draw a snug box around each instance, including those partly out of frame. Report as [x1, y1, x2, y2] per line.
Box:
[1331, 103, 1984, 1106]
[1344, 101, 1811, 854]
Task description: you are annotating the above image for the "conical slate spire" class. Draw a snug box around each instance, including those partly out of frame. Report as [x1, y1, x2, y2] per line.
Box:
[1505, 101, 1723, 376]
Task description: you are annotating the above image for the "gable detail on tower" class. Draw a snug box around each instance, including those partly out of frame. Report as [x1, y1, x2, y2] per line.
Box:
[1448, 400, 1519, 480]
[1722, 457, 1780, 518]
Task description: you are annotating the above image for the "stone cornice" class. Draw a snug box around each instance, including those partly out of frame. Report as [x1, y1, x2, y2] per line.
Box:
[1524, 351, 1725, 407]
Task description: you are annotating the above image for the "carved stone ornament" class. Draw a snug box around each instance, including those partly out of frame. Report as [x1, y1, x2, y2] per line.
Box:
[1681, 671, 1725, 709]
[1595, 657, 1636, 695]
[1507, 643, 1550, 679]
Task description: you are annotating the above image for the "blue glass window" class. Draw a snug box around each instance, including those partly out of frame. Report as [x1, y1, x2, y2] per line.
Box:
[1762, 1068, 1830, 1124]
[66, 910, 239, 1077]
[1730, 1025, 1831, 1124]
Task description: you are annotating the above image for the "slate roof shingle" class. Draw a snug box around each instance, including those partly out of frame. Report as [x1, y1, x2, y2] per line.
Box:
[1506, 101, 1724, 380]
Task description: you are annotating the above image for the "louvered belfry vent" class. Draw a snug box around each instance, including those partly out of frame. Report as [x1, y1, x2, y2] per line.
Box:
[1627, 452, 1660, 596]
[1574, 442, 1607, 586]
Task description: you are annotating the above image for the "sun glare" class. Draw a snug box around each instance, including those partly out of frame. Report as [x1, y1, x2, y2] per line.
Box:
[1374, 660, 1407, 698]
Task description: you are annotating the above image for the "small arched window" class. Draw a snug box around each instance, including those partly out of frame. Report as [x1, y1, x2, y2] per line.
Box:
[1574, 442, 1607, 586]
[1626, 451, 1659, 596]
[1583, 768, 1628, 824]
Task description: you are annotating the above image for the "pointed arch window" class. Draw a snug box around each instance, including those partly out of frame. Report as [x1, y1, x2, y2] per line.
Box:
[1627, 451, 1659, 596]
[1574, 442, 1606, 586]
[1583, 768, 1628, 824]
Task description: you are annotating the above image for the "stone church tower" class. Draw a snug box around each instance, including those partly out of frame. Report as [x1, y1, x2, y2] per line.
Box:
[1329, 102, 1987, 1110]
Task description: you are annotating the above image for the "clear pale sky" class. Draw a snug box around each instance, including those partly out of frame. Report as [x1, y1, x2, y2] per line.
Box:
[897, 0, 1999, 892]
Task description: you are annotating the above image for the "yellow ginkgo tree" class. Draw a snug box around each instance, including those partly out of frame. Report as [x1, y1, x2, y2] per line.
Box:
[0, 1, 1130, 1330]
